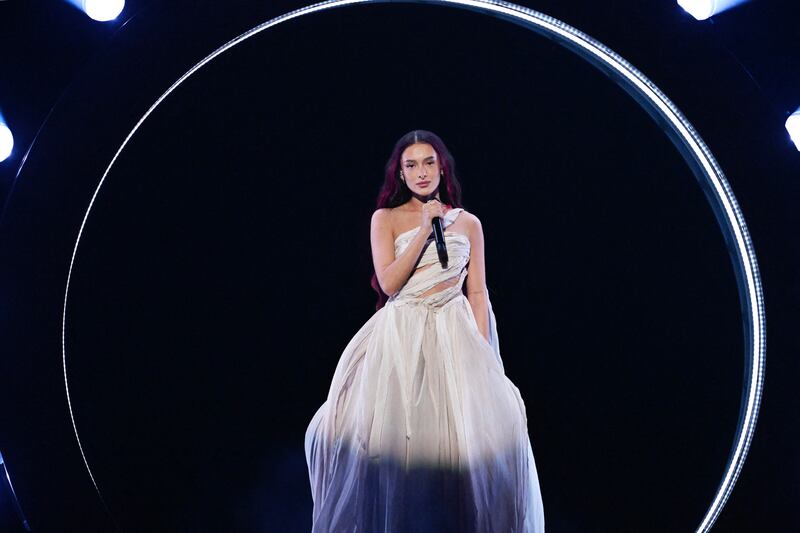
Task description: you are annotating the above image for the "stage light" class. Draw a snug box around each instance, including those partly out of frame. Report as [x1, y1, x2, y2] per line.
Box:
[82, 0, 125, 22]
[0, 121, 13, 162]
[677, 0, 748, 20]
[786, 108, 800, 151]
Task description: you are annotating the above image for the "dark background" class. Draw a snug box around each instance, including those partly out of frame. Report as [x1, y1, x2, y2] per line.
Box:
[0, 0, 797, 531]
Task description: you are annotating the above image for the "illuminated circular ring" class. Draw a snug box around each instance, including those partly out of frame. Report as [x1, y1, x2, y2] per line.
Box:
[61, 1, 766, 530]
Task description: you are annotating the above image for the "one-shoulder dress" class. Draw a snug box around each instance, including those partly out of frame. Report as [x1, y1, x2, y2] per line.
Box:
[305, 207, 545, 532]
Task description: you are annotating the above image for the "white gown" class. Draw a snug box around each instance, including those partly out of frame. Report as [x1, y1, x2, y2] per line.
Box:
[305, 208, 545, 532]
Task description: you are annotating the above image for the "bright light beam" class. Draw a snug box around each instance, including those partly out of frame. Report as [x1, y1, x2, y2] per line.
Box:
[0, 451, 32, 531]
[66, 0, 125, 21]
[0, 119, 13, 162]
[786, 107, 800, 151]
[677, 0, 749, 20]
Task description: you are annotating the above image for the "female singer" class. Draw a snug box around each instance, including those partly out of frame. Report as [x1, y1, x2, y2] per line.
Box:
[305, 130, 545, 532]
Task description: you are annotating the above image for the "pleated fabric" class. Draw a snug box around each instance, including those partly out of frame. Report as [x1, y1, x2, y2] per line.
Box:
[305, 208, 545, 532]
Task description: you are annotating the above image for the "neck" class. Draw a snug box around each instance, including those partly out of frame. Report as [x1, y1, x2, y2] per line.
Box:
[409, 190, 441, 209]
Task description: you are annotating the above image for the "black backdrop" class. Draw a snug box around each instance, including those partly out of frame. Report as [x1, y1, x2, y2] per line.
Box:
[0, 1, 797, 531]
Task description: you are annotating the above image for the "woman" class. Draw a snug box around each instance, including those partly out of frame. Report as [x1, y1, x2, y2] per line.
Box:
[305, 130, 545, 532]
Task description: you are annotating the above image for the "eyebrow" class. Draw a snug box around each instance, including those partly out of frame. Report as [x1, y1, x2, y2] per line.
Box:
[403, 156, 436, 162]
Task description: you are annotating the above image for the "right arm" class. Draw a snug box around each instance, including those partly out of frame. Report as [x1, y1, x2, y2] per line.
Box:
[370, 208, 437, 296]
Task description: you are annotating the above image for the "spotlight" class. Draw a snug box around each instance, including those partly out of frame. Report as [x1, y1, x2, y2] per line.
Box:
[82, 0, 125, 22]
[786, 107, 800, 151]
[677, 0, 748, 20]
[0, 121, 13, 162]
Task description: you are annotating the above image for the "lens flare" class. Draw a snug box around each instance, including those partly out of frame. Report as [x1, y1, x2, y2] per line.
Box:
[82, 0, 125, 22]
[786, 108, 800, 151]
[0, 121, 14, 162]
[677, 0, 749, 20]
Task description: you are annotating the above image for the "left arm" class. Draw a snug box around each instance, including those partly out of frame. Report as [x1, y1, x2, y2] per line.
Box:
[465, 213, 490, 343]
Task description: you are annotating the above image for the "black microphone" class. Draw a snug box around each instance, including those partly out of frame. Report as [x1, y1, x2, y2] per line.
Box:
[431, 216, 449, 268]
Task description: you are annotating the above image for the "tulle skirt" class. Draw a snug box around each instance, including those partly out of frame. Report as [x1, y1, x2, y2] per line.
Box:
[305, 294, 545, 532]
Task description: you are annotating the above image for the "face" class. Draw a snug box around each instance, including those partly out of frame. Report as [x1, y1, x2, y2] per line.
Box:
[400, 142, 441, 196]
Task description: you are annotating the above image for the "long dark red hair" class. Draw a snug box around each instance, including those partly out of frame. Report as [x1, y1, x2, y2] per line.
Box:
[370, 130, 464, 310]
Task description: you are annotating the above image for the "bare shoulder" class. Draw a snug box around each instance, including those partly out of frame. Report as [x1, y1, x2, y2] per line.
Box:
[371, 207, 392, 225]
[371, 208, 395, 238]
[458, 209, 483, 234]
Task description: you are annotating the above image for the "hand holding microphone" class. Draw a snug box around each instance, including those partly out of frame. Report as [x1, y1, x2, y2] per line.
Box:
[420, 198, 449, 268]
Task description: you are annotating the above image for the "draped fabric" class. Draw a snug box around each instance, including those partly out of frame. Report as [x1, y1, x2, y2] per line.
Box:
[305, 208, 545, 532]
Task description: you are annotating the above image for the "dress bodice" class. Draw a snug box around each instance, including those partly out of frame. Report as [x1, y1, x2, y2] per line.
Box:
[388, 208, 471, 308]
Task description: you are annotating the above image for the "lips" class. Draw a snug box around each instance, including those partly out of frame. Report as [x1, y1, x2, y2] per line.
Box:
[418, 181, 430, 188]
